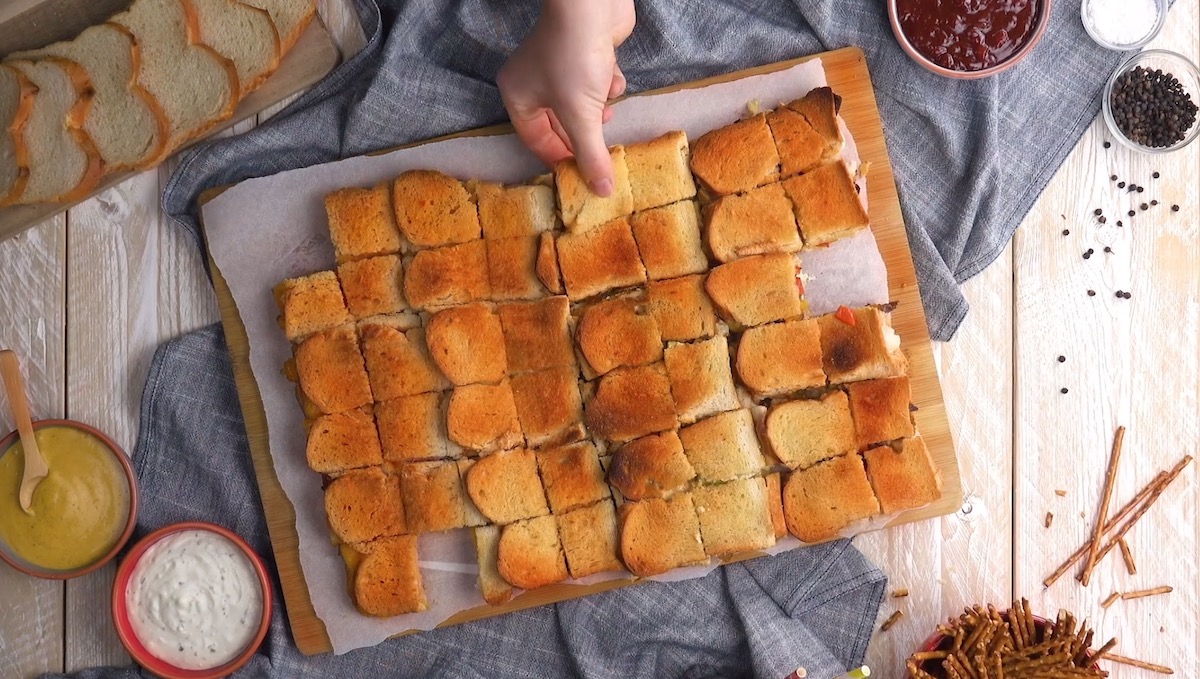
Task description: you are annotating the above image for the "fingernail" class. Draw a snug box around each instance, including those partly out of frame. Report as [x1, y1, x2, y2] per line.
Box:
[590, 178, 613, 197]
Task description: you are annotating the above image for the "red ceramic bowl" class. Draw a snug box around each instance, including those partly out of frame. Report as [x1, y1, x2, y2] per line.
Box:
[917, 613, 1099, 675]
[112, 521, 273, 679]
[887, 0, 1053, 79]
[0, 419, 139, 579]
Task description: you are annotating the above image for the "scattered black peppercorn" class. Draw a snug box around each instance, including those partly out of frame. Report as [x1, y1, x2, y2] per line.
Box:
[1111, 66, 1200, 148]
[1140, 203, 1149, 211]
[1115, 290, 1124, 298]
[1172, 204, 1180, 211]
[1087, 290, 1096, 296]
[1128, 210, 1137, 217]
[1124, 291, 1132, 299]
[1061, 388, 1069, 394]
[1062, 229, 1070, 236]
[1104, 246, 1113, 253]
[1057, 356, 1066, 363]
[1099, 216, 1107, 224]
[1137, 186, 1144, 193]
[1103, 141, 1111, 148]
[1151, 200, 1159, 206]
[1128, 184, 1137, 193]
[1111, 174, 1118, 181]
[1153, 171, 1160, 178]
[1094, 208, 1102, 215]
[1083, 249, 1094, 259]
[1117, 220, 1124, 227]
[1118, 182, 1126, 188]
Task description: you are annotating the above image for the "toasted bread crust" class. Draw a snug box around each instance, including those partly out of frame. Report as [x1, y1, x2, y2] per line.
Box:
[359, 322, 448, 400]
[847, 376, 915, 447]
[498, 296, 576, 373]
[689, 113, 779, 196]
[704, 183, 801, 263]
[338, 255, 406, 319]
[607, 430, 696, 501]
[403, 240, 491, 311]
[693, 477, 776, 557]
[765, 391, 856, 470]
[618, 494, 706, 577]
[447, 381, 524, 453]
[472, 526, 514, 605]
[781, 161, 868, 248]
[498, 515, 569, 589]
[375, 393, 456, 463]
[324, 467, 406, 544]
[306, 407, 384, 474]
[476, 181, 556, 238]
[426, 303, 508, 385]
[624, 131, 696, 212]
[274, 270, 353, 342]
[465, 448, 549, 524]
[863, 436, 941, 514]
[646, 275, 717, 342]
[705, 252, 805, 329]
[509, 366, 585, 447]
[324, 183, 401, 262]
[555, 216, 647, 301]
[630, 200, 709, 281]
[536, 442, 609, 513]
[294, 325, 373, 414]
[663, 336, 740, 425]
[679, 409, 765, 482]
[391, 170, 481, 248]
[557, 501, 623, 579]
[352, 535, 427, 616]
[555, 145, 633, 232]
[577, 295, 663, 376]
[736, 318, 826, 399]
[400, 461, 468, 532]
[816, 306, 907, 384]
[585, 364, 678, 443]
[782, 453, 880, 543]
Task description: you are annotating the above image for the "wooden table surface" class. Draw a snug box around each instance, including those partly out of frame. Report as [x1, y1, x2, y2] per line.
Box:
[0, 2, 1196, 676]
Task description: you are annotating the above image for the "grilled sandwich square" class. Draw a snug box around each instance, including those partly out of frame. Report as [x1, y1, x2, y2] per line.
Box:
[816, 306, 907, 384]
[305, 407, 384, 474]
[556, 500, 624, 579]
[294, 325, 373, 414]
[476, 180, 556, 239]
[584, 364, 678, 443]
[274, 271, 352, 342]
[736, 318, 826, 399]
[679, 409, 766, 483]
[403, 240, 491, 311]
[693, 478, 776, 557]
[498, 296, 576, 373]
[781, 161, 867, 248]
[391, 169, 481, 248]
[629, 200, 708, 281]
[498, 515, 570, 589]
[509, 366, 585, 447]
[577, 295, 663, 376]
[607, 430, 696, 501]
[376, 393, 458, 462]
[704, 183, 802, 263]
[426, 303, 508, 386]
[455, 459, 490, 527]
[786, 87, 844, 160]
[766, 104, 830, 178]
[464, 448, 549, 524]
[536, 232, 564, 294]
[555, 217, 647, 301]
[359, 321, 449, 400]
[765, 391, 856, 470]
[646, 275, 718, 342]
[764, 473, 788, 539]
[618, 493, 707, 577]
[847, 376, 915, 447]
[324, 183, 402, 262]
[555, 145, 633, 232]
[689, 113, 780, 196]
[472, 525, 513, 605]
[537, 441, 610, 514]
[663, 336, 740, 425]
[323, 467, 406, 544]
[863, 436, 942, 514]
[337, 255, 406, 319]
[446, 381, 524, 454]
[399, 460, 469, 533]
[782, 453, 880, 543]
[351, 535, 427, 616]
[625, 130, 696, 212]
[705, 252, 805, 329]
[487, 236, 548, 301]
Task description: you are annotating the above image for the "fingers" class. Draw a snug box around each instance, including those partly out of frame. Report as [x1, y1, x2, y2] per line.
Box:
[509, 108, 573, 168]
[556, 103, 613, 196]
[608, 64, 627, 100]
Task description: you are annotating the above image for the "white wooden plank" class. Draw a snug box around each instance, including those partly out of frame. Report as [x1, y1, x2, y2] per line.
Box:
[1013, 6, 1199, 675]
[860, 244, 1014, 673]
[0, 216, 66, 678]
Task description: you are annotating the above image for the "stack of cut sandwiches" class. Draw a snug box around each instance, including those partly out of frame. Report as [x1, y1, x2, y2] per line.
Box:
[273, 85, 943, 619]
[0, 0, 316, 206]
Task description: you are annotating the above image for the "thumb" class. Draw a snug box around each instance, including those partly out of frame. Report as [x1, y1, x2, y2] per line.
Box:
[609, 64, 627, 100]
[557, 104, 614, 197]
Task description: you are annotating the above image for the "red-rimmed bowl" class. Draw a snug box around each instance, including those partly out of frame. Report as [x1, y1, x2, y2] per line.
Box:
[0, 419, 139, 579]
[112, 521, 273, 679]
[917, 614, 1099, 675]
[887, 0, 1053, 79]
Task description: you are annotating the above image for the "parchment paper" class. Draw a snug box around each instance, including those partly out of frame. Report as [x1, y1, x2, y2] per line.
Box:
[201, 58, 893, 654]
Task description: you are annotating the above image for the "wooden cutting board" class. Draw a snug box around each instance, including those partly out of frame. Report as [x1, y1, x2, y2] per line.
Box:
[207, 45, 962, 656]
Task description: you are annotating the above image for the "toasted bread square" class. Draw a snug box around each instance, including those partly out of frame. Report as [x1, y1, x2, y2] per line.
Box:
[325, 183, 401, 262]
[646, 275, 718, 342]
[577, 295, 663, 376]
[555, 217, 647, 301]
[447, 381, 524, 454]
[498, 297, 576, 373]
[765, 391, 855, 470]
[426, 303, 507, 385]
[472, 526, 514, 605]
[786, 87, 844, 159]
[766, 104, 830, 177]
[736, 318, 825, 399]
[864, 436, 941, 514]
[487, 236, 548, 301]
[607, 430, 696, 501]
[557, 500, 623, 579]
[704, 183, 801, 263]
[337, 255, 406, 319]
[618, 494, 707, 577]
[817, 306, 907, 384]
[705, 252, 805, 329]
[630, 200, 708, 281]
[536, 442, 609, 514]
[782, 453, 879, 542]
[403, 240, 491, 311]
[781, 161, 867, 248]
[555, 146, 633, 232]
[464, 448, 549, 524]
[376, 393, 458, 462]
[275, 271, 352, 341]
[584, 364, 678, 443]
[352, 535, 427, 616]
[360, 322, 449, 400]
[294, 325, 373, 414]
[625, 131, 696, 212]
[679, 409, 766, 482]
[324, 467, 406, 544]
[764, 473, 787, 539]
[476, 181, 556, 239]
[694, 478, 776, 557]
[664, 336, 740, 425]
[689, 113, 780, 196]
[847, 376, 914, 447]
[399, 460, 468, 532]
[498, 515, 569, 589]
[509, 366, 585, 447]
[455, 459, 490, 528]
[306, 407, 384, 474]
[391, 170, 481, 248]
[536, 232, 564, 294]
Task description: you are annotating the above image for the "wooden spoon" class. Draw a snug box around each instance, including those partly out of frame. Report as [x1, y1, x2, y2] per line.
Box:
[0, 350, 48, 513]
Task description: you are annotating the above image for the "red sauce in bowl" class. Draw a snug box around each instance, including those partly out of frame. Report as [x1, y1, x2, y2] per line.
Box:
[896, 0, 1041, 72]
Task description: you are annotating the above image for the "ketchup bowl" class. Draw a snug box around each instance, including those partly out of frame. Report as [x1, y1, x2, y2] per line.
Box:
[888, 0, 1052, 79]
[112, 522, 272, 679]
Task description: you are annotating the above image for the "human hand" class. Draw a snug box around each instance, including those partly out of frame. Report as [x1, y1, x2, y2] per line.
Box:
[498, 0, 635, 196]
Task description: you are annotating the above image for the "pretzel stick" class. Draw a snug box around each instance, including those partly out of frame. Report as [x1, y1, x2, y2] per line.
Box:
[1087, 456, 1193, 573]
[1082, 426, 1126, 586]
[881, 609, 904, 631]
[1089, 638, 1117, 663]
[1100, 591, 1120, 608]
[1122, 585, 1172, 600]
[1104, 652, 1174, 674]
[1117, 537, 1136, 575]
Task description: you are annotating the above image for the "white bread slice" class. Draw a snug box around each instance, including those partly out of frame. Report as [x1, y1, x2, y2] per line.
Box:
[184, 0, 282, 94]
[112, 0, 238, 152]
[241, 0, 317, 51]
[0, 65, 36, 205]
[5, 59, 103, 205]
[11, 23, 169, 172]
[472, 526, 514, 605]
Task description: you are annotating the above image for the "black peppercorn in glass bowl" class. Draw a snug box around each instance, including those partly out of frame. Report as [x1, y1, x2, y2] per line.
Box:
[1103, 49, 1200, 153]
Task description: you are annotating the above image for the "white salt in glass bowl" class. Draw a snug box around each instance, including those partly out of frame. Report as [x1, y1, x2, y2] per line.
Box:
[1080, 0, 1167, 51]
[1102, 49, 1200, 154]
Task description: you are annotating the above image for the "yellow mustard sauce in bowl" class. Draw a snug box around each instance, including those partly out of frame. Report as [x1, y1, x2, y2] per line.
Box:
[0, 424, 134, 574]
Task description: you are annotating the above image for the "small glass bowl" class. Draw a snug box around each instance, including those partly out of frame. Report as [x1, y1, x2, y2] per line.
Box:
[1102, 49, 1200, 154]
[1081, 0, 1167, 51]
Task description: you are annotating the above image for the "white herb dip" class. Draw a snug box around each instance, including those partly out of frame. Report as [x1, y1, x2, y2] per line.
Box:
[126, 529, 263, 670]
